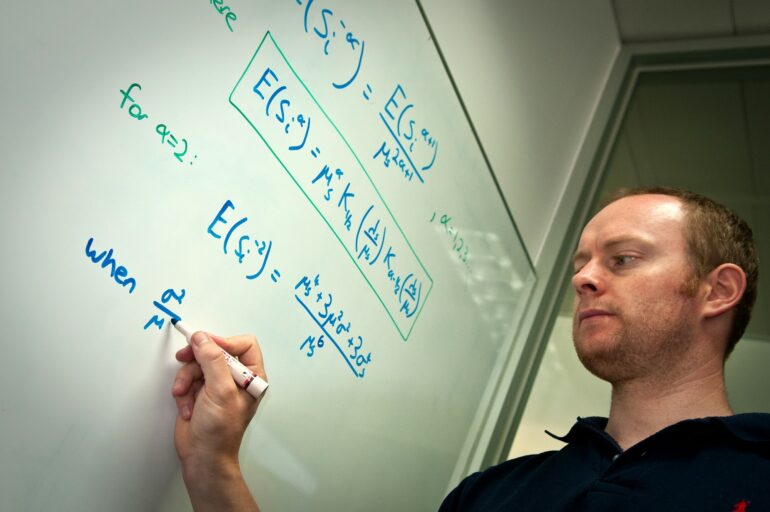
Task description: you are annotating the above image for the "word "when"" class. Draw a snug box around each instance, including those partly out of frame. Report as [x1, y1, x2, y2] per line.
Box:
[85, 237, 137, 294]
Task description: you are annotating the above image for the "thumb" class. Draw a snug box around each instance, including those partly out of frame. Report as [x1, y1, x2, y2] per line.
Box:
[190, 331, 235, 397]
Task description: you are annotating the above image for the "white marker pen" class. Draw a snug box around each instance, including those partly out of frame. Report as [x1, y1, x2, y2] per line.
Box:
[171, 319, 269, 399]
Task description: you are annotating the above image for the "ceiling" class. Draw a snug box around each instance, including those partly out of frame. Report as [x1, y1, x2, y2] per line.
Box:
[612, 0, 770, 42]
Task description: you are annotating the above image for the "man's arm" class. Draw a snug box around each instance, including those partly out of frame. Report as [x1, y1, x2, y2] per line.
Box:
[171, 331, 267, 512]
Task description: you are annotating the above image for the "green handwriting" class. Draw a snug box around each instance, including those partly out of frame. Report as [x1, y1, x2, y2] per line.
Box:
[210, 0, 236, 32]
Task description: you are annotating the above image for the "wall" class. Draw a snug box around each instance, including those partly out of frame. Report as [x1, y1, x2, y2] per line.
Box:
[420, 0, 620, 264]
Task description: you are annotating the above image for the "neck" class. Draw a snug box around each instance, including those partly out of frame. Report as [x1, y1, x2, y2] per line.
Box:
[605, 362, 733, 451]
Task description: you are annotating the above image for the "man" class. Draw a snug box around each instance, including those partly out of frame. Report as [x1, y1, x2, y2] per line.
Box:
[439, 187, 767, 511]
[172, 188, 768, 511]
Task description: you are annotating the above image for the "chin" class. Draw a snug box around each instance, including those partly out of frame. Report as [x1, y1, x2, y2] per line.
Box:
[573, 337, 633, 381]
[578, 355, 632, 383]
[573, 332, 618, 359]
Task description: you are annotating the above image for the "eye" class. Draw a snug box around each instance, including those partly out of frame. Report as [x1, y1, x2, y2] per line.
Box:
[612, 255, 636, 267]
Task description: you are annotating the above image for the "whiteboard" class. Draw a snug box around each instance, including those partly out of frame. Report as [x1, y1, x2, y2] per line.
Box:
[0, 2, 535, 510]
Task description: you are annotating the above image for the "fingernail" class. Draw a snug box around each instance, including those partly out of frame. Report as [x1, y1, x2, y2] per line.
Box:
[172, 378, 183, 394]
[182, 404, 192, 420]
[192, 332, 209, 346]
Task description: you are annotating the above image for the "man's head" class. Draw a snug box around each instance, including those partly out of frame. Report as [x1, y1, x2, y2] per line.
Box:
[571, 188, 758, 383]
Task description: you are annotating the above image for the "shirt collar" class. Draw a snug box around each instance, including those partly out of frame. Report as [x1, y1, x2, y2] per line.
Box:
[546, 413, 770, 448]
[546, 416, 619, 451]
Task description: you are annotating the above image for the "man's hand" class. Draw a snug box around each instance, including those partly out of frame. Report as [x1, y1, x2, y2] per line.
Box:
[172, 331, 266, 512]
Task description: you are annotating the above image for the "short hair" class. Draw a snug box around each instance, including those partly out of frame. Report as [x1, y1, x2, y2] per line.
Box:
[604, 187, 759, 357]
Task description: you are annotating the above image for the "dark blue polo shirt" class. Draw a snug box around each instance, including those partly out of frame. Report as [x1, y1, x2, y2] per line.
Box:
[440, 414, 770, 511]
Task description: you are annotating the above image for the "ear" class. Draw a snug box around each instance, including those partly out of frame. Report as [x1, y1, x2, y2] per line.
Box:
[701, 263, 747, 319]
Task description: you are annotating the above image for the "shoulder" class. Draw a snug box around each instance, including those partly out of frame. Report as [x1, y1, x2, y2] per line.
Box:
[716, 412, 770, 443]
[463, 450, 560, 487]
[681, 413, 770, 455]
[438, 451, 559, 512]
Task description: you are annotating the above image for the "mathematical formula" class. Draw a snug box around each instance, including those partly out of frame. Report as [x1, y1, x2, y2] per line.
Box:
[429, 211, 471, 269]
[207, 200, 282, 284]
[290, 2, 440, 184]
[84, 237, 188, 330]
[83, 194, 377, 378]
[229, 32, 432, 340]
[119, 82, 198, 166]
[295, 273, 371, 378]
[202, 200, 371, 377]
[294, 0, 366, 93]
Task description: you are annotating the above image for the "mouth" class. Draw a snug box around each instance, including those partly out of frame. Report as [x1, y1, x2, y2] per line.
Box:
[577, 309, 613, 323]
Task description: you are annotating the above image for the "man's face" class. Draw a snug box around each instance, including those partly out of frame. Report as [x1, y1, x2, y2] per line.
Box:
[571, 194, 701, 384]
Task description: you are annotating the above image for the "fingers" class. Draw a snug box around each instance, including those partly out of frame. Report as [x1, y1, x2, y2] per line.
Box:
[172, 357, 203, 421]
[174, 379, 203, 421]
[177, 333, 263, 367]
[172, 360, 202, 397]
[189, 331, 238, 401]
[173, 331, 267, 423]
[210, 333, 267, 380]
[176, 345, 194, 363]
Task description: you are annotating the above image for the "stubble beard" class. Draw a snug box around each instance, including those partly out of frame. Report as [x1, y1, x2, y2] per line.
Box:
[573, 296, 697, 385]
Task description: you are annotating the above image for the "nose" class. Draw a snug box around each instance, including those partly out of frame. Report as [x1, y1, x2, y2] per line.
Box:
[572, 259, 604, 296]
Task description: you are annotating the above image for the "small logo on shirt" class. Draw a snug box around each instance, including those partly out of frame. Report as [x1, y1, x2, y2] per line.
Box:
[732, 500, 750, 512]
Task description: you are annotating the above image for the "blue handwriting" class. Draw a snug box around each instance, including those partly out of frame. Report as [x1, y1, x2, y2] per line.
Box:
[287, 4, 440, 184]
[373, 84, 438, 184]
[295, 273, 371, 378]
[144, 288, 186, 330]
[229, 33, 432, 339]
[84, 237, 195, 331]
[295, 0, 366, 91]
[207, 199, 281, 283]
[85, 237, 137, 294]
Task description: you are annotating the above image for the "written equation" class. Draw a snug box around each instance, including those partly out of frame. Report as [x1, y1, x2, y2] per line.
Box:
[84, 237, 188, 331]
[373, 85, 438, 183]
[82, 201, 372, 378]
[203, 201, 371, 377]
[229, 32, 432, 340]
[290, 2, 439, 184]
[207, 199, 282, 284]
[296, 273, 371, 378]
[429, 211, 470, 270]
[119, 83, 197, 166]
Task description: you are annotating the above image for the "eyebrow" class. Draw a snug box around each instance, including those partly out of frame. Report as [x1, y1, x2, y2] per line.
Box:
[572, 236, 653, 266]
